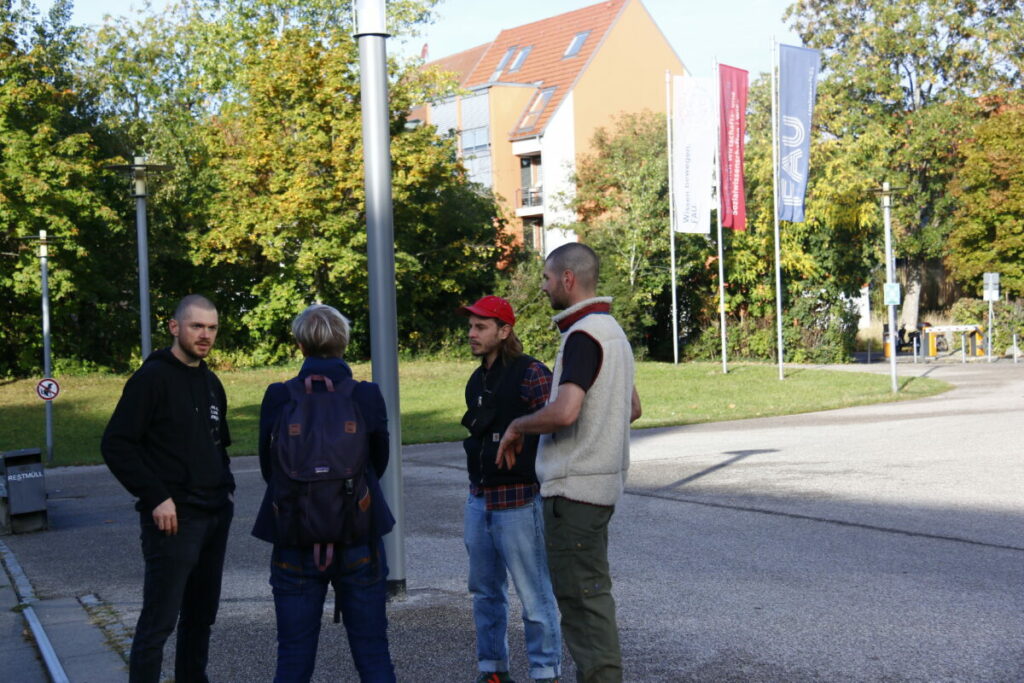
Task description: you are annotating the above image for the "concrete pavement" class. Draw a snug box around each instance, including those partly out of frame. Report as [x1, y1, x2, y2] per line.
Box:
[2, 360, 1022, 681]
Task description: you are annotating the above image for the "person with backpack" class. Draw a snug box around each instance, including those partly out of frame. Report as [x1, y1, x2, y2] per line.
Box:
[252, 304, 397, 683]
[460, 295, 562, 683]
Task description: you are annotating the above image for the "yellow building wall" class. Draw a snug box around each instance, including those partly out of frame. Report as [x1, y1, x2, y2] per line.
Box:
[486, 85, 536, 239]
[571, 0, 686, 157]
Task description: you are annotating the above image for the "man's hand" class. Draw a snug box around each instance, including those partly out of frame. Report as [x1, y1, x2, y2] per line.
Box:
[496, 420, 524, 470]
[630, 386, 642, 423]
[152, 498, 178, 535]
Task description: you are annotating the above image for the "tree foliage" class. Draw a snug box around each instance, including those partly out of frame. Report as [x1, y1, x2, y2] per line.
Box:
[566, 111, 715, 358]
[197, 23, 506, 360]
[785, 0, 1024, 324]
[946, 97, 1024, 297]
[0, 0, 509, 375]
[0, 0, 130, 376]
[708, 75, 872, 363]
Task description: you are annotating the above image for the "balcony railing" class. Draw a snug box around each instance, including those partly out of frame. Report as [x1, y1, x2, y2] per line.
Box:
[517, 187, 543, 208]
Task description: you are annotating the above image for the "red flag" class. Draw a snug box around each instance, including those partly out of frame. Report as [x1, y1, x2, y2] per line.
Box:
[718, 64, 749, 230]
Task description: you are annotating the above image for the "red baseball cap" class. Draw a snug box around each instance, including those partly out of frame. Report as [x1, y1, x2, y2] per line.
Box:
[459, 295, 515, 326]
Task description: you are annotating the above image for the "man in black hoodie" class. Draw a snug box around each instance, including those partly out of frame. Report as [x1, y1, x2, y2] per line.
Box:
[102, 294, 235, 683]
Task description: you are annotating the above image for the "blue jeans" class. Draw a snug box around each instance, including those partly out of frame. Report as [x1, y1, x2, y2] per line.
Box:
[269, 541, 395, 683]
[464, 493, 561, 680]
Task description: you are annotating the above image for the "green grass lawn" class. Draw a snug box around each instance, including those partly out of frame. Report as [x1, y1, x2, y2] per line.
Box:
[0, 361, 950, 467]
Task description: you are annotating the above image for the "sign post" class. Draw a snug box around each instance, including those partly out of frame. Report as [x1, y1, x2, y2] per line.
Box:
[880, 182, 899, 393]
[983, 272, 999, 363]
[17, 231, 59, 462]
[39, 231, 55, 462]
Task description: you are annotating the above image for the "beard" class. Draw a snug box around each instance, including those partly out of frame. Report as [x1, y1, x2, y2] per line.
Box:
[178, 339, 211, 362]
[546, 290, 569, 310]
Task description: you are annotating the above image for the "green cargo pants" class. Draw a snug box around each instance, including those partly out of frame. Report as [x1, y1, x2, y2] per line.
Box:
[543, 496, 622, 683]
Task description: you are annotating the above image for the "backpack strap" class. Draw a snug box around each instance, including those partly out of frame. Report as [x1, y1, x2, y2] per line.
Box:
[304, 374, 334, 393]
[313, 542, 334, 571]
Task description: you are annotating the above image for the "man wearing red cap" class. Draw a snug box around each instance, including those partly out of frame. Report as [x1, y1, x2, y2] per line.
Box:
[459, 295, 562, 683]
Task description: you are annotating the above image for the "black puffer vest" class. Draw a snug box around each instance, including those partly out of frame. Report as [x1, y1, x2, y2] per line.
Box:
[462, 354, 540, 488]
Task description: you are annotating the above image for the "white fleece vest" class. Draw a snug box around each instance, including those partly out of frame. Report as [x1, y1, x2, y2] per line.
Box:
[536, 297, 634, 506]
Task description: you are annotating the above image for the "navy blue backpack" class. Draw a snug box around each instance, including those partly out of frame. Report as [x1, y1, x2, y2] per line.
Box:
[270, 374, 373, 569]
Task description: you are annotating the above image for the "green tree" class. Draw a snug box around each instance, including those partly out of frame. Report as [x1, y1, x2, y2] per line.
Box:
[786, 0, 1024, 326]
[0, 0, 128, 376]
[198, 27, 506, 360]
[946, 97, 1024, 297]
[712, 75, 871, 363]
[565, 111, 715, 359]
[82, 0, 505, 364]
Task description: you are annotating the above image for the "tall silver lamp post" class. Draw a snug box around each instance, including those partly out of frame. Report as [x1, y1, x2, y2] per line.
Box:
[105, 157, 171, 360]
[355, 0, 406, 597]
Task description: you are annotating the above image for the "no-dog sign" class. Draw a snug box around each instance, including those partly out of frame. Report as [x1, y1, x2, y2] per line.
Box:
[36, 378, 60, 401]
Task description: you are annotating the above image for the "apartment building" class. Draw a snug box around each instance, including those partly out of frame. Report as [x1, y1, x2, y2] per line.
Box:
[411, 0, 686, 254]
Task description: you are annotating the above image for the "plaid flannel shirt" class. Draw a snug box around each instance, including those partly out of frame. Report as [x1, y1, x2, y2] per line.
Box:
[470, 360, 551, 510]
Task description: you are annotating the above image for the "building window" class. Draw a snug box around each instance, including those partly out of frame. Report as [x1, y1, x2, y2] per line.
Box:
[490, 46, 518, 81]
[522, 217, 543, 252]
[461, 127, 489, 155]
[518, 156, 542, 208]
[517, 87, 556, 132]
[508, 46, 532, 72]
[564, 31, 590, 58]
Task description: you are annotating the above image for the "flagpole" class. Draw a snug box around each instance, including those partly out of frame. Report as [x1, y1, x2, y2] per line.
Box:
[770, 37, 785, 380]
[714, 61, 728, 374]
[666, 69, 679, 365]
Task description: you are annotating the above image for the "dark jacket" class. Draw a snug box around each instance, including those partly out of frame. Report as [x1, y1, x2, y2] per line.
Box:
[251, 356, 395, 545]
[101, 348, 234, 513]
[463, 353, 542, 488]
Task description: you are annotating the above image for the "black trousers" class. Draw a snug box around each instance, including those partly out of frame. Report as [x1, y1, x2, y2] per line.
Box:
[129, 502, 233, 683]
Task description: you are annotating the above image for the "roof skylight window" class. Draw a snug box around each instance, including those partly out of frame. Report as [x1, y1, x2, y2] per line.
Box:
[564, 31, 590, 58]
[490, 46, 518, 81]
[518, 87, 556, 131]
[508, 46, 532, 72]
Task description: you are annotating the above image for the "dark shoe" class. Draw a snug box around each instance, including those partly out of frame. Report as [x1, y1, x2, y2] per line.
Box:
[476, 673, 515, 683]
[534, 679, 559, 683]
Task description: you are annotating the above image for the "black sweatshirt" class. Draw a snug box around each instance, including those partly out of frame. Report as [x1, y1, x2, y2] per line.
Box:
[101, 348, 235, 513]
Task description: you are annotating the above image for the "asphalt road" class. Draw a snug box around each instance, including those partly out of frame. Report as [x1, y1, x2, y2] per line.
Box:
[3, 361, 1022, 681]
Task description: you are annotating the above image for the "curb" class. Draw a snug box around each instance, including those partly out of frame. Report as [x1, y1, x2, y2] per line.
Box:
[0, 539, 68, 683]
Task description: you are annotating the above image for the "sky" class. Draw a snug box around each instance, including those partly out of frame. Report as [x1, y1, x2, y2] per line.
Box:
[39, 0, 803, 79]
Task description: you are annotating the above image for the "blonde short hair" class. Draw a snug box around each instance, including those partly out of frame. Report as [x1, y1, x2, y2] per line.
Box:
[292, 304, 350, 358]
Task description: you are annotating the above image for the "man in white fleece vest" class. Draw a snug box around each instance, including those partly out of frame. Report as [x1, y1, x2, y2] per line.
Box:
[497, 243, 641, 683]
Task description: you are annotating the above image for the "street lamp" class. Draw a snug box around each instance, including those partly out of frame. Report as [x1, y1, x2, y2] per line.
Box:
[104, 157, 172, 360]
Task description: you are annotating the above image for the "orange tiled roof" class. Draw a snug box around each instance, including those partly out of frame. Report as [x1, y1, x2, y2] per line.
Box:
[411, 43, 491, 123]
[441, 0, 630, 141]
[427, 43, 492, 85]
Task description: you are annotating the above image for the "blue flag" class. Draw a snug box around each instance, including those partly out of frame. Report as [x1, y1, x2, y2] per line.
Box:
[777, 44, 820, 223]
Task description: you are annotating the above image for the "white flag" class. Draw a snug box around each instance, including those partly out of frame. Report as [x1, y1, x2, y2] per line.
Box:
[671, 75, 715, 234]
